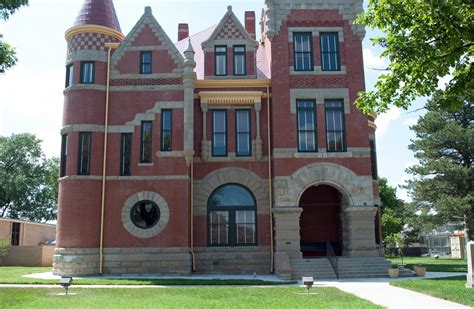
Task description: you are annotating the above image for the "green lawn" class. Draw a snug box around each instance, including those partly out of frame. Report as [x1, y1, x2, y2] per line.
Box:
[0, 287, 382, 309]
[387, 256, 467, 272]
[391, 276, 473, 307]
[0, 267, 295, 286]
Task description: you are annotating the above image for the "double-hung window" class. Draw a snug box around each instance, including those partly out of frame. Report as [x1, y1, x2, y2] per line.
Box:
[212, 110, 227, 156]
[320, 32, 340, 71]
[120, 133, 132, 176]
[11, 222, 20, 246]
[235, 109, 251, 156]
[140, 51, 152, 74]
[215, 46, 227, 76]
[77, 132, 91, 175]
[160, 110, 172, 151]
[65, 64, 74, 87]
[325, 100, 346, 152]
[233, 45, 246, 76]
[297, 100, 317, 152]
[140, 121, 153, 163]
[60, 134, 68, 177]
[370, 140, 378, 180]
[293, 32, 313, 71]
[80, 61, 95, 84]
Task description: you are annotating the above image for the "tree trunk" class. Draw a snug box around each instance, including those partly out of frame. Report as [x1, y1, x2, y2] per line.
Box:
[464, 213, 473, 242]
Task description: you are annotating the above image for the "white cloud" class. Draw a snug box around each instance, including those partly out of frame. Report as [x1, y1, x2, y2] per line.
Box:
[363, 48, 387, 69]
[375, 107, 401, 137]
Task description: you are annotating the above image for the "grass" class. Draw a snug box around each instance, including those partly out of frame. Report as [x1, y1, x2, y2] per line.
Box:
[0, 286, 382, 309]
[0, 267, 295, 286]
[391, 276, 473, 307]
[387, 256, 467, 272]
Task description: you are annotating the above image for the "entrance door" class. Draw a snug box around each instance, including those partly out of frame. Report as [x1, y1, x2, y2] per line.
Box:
[299, 185, 342, 257]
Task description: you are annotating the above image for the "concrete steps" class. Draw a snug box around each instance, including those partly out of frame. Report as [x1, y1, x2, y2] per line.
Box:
[291, 257, 416, 279]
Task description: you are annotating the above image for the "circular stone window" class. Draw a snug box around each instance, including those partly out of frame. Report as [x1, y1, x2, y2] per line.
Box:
[122, 191, 170, 238]
[130, 201, 160, 229]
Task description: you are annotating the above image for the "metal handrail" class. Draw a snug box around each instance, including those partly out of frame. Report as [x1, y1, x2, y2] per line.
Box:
[326, 241, 339, 279]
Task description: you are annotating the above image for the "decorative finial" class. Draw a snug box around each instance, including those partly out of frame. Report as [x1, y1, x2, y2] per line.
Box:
[227, 5, 232, 12]
[145, 6, 152, 14]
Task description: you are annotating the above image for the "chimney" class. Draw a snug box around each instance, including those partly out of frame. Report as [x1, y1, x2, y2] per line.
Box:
[178, 23, 189, 41]
[245, 11, 256, 40]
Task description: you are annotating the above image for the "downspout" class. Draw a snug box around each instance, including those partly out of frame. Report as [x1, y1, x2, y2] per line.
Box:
[266, 84, 274, 273]
[99, 42, 119, 274]
[190, 159, 195, 271]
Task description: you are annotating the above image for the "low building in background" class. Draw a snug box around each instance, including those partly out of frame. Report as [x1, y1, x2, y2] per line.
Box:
[0, 218, 56, 266]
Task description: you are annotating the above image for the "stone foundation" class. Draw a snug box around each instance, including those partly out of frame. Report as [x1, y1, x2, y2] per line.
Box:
[53, 247, 192, 276]
[194, 246, 271, 274]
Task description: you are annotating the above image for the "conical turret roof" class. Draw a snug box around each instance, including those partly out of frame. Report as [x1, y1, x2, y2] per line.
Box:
[73, 0, 122, 33]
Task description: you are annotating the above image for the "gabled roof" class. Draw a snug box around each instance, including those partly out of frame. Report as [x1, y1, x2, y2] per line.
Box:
[201, 5, 258, 49]
[73, 0, 122, 33]
[111, 7, 184, 72]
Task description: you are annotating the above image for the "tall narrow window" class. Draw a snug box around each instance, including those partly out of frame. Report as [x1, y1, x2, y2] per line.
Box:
[80, 61, 95, 84]
[120, 133, 132, 176]
[140, 51, 152, 74]
[65, 64, 74, 88]
[233, 45, 246, 76]
[325, 100, 346, 152]
[370, 139, 378, 180]
[77, 132, 91, 175]
[293, 32, 313, 71]
[215, 46, 227, 76]
[236, 109, 251, 156]
[297, 100, 317, 152]
[212, 110, 227, 156]
[11, 222, 20, 246]
[161, 110, 172, 151]
[320, 32, 340, 71]
[208, 184, 257, 246]
[60, 134, 68, 177]
[140, 121, 152, 163]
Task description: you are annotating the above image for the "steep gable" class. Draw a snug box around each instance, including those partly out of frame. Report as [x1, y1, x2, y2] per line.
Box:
[111, 7, 184, 74]
[202, 5, 258, 50]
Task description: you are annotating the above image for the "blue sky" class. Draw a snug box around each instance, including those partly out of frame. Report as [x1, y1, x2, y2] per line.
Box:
[0, 0, 428, 201]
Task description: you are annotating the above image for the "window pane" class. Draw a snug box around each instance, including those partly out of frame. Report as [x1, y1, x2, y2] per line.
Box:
[325, 100, 345, 152]
[216, 47, 226, 53]
[60, 134, 68, 177]
[294, 33, 313, 71]
[236, 210, 256, 245]
[210, 211, 229, 245]
[78, 132, 91, 175]
[141, 121, 152, 162]
[237, 134, 250, 155]
[209, 184, 255, 208]
[162, 111, 172, 130]
[121, 133, 132, 176]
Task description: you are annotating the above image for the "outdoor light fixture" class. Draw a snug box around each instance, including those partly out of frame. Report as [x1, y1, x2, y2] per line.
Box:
[302, 276, 314, 294]
[59, 276, 73, 295]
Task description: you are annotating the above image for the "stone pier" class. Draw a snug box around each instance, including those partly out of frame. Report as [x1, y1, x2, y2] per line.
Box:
[467, 241, 473, 288]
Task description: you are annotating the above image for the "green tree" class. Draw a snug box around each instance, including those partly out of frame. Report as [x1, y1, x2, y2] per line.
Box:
[406, 91, 473, 241]
[355, 0, 474, 113]
[0, 133, 58, 222]
[0, 237, 10, 265]
[0, 0, 29, 73]
[379, 178, 405, 247]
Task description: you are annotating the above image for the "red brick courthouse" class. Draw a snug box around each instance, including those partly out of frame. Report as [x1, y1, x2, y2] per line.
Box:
[54, 0, 386, 279]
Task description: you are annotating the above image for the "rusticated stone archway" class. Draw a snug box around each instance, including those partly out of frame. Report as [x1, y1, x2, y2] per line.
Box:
[193, 167, 269, 216]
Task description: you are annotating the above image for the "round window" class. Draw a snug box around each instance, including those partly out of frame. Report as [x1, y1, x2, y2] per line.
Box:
[130, 201, 160, 229]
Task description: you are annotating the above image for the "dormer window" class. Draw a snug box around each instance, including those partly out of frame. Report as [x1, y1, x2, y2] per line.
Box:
[215, 46, 227, 76]
[140, 51, 152, 74]
[233, 45, 246, 76]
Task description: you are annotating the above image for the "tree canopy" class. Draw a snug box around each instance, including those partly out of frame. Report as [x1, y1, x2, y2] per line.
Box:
[0, 133, 58, 222]
[406, 91, 473, 240]
[355, 0, 474, 113]
[0, 0, 28, 73]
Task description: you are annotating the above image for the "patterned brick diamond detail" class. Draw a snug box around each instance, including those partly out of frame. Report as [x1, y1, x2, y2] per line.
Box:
[68, 33, 119, 53]
[216, 17, 245, 40]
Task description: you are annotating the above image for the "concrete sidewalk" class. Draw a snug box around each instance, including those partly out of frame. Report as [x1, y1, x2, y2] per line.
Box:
[317, 272, 469, 309]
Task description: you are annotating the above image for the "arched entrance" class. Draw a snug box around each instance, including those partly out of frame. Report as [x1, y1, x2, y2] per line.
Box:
[299, 185, 343, 257]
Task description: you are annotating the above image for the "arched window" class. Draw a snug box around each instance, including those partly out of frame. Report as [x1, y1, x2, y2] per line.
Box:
[208, 184, 257, 246]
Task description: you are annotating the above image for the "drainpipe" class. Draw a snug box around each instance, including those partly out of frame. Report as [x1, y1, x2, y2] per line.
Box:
[99, 42, 120, 275]
[266, 84, 274, 273]
[190, 159, 196, 271]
